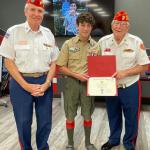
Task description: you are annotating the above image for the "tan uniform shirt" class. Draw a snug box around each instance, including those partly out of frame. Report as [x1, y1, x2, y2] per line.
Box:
[56, 35, 98, 74]
[0, 22, 59, 73]
[98, 33, 150, 87]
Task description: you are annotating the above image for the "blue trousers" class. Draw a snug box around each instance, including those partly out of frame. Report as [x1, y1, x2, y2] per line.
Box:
[105, 81, 141, 149]
[9, 75, 53, 150]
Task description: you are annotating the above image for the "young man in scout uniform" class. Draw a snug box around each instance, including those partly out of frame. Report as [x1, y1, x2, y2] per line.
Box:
[98, 10, 150, 150]
[0, 0, 59, 149]
[57, 12, 99, 150]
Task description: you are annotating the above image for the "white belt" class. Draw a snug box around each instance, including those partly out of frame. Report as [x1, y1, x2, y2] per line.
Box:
[118, 82, 135, 88]
[118, 80, 139, 89]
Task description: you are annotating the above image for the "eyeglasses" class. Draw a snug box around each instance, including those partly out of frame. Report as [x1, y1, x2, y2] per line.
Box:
[113, 21, 128, 27]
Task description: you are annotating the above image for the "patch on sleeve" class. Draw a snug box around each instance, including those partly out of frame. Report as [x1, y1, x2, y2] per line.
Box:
[140, 43, 146, 50]
[4, 33, 10, 39]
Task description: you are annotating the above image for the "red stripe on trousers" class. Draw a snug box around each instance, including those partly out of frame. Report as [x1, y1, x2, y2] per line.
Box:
[132, 80, 142, 145]
[19, 138, 24, 150]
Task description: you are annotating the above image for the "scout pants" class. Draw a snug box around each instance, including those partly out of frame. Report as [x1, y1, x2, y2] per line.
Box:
[64, 77, 95, 120]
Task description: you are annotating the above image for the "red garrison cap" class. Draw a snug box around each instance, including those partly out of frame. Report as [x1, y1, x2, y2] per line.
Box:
[113, 10, 129, 22]
[26, 0, 44, 9]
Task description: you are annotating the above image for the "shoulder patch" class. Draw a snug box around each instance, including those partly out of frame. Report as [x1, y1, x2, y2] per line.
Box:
[41, 26, 50, 32]
[4, 33, 10, 39]
[99, 34, 113, 42]
[140, 43, 146, 50]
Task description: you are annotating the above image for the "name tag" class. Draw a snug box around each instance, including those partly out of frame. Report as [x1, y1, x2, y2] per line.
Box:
[14, 44, 30, 50]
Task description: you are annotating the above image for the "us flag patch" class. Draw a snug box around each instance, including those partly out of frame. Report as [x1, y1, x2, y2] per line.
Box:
[4, 33, 10, 39]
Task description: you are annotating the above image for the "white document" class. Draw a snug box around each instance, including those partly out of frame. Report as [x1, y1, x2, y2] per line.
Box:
[87, 77, 117, 96]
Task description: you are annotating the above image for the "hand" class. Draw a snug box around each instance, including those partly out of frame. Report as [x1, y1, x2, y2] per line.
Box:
[75, 73, 89, 82]
[31, 82, 51, 97]
[23, 83, 43, 96]
[88, 49, 99, 56]
[112, 71, 127, 80]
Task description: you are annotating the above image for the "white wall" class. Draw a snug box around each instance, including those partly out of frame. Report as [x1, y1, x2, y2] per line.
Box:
[115, 0, 150, 48]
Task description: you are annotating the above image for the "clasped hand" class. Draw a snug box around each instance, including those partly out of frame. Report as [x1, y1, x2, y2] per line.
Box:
[25, 82, 51, 97]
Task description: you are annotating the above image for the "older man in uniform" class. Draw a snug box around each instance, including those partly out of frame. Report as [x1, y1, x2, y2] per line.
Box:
[98, 11, 150, 150]
[57, 12, 99, 150]
[0, 0, 59, 150]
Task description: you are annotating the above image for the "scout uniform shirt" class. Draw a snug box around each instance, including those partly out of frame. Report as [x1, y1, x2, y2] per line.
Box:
[56, 35, 98, 74]
[0, 22, 59, 73]
[98, 33, 150, 87]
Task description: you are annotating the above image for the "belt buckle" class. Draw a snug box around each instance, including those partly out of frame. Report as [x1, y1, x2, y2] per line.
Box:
[21, 72, 47, 78]
[33, 73, 42, 78]
[118, 84, 126, 88]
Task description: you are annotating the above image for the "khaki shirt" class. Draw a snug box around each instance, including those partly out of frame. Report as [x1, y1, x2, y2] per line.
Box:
[56, 35, 98, 74]
[98, 33, 150, 87]
[0, 22, 59, 73]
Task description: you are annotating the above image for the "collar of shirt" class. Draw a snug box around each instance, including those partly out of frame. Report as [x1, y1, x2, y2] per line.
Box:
[110, 33, 129, 47]
[74, 34, 93, 45]
[24, 21, 43, 34]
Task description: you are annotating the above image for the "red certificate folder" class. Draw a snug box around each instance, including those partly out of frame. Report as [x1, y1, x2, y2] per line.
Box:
[87, 56, 117, 96]
[87, 56, 116, 77]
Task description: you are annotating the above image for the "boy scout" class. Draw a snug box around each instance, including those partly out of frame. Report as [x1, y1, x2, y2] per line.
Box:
[56, 12, 98, 150]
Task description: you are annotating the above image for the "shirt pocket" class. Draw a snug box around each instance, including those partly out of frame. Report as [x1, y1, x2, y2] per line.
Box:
[121, 51, 136, 65]
[69, 51, 80, 60]
[14, 44, 30, 65]
[122, 50, 135, 57]
[41, 47, 52, 64]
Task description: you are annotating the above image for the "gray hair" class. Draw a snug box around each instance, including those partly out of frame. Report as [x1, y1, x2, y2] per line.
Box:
[24, 3, 28, 11]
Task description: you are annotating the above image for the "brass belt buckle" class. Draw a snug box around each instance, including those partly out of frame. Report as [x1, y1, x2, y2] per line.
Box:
[21, 72, 47, 78]
[32, 73, 42, 78]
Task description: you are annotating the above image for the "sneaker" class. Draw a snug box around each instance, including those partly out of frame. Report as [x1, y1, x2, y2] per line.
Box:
[66, 145, 74, 150]
[86, 144, 97, 150]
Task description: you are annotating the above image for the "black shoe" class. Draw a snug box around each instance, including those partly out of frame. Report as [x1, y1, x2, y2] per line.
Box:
[101, 141, 119, 150]
[126, 148, 135, 150]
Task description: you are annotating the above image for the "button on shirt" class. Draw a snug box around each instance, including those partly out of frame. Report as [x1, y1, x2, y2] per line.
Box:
[56, 35, 98, 74]
[98, 33, 150, 86]
[0, 22, 59, 73]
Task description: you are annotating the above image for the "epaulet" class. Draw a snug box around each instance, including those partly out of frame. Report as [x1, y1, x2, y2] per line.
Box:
[71, 36, 78, 42]
[62, 37, 75, 47]
[63, 36, 76, 44]
[7, 23, 24, 33]
[127, 33, 142, 42]
[99, 34, 112, 42]
[64, 39, 70, 44]
[41, 26, 50, 32]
